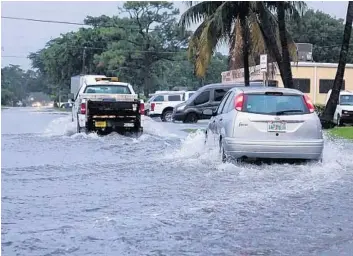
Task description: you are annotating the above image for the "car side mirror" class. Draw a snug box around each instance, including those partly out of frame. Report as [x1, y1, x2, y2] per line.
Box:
[203, 109, 215, 116]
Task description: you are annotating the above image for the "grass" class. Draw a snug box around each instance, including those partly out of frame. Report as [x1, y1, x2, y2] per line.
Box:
[327, 126, 353, 140]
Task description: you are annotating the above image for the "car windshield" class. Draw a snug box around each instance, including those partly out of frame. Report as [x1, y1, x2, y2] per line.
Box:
[340, 95, 353, 105]
[84, 85, 131, 94]
[242, 94, 309, 115]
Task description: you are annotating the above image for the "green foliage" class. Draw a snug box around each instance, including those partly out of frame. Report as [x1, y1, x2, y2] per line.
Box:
[286, 9, 353, 63]
[314, 103, 325, 116]
[1, 65, 49, 105]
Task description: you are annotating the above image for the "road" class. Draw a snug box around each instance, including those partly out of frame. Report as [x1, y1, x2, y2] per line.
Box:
[2, 107, 353, 256]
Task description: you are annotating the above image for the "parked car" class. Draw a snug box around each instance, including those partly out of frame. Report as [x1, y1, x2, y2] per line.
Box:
[326, 89, 353, 126]
[203, 87, 324, 163]
[172, 81, 264, 123]
[145, 92, 186, 122]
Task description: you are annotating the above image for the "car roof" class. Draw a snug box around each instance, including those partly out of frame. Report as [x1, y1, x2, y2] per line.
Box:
[232, 86, 304, 95]
[201, 81, 264, 90]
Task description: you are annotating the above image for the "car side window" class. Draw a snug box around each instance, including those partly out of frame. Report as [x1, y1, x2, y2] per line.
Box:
[168, 95, 181, 101]
[153, 95, 164, 102]
[194, 90, 210, 105]
[217, 92, 231, 115]
[222, 91, 235, 114]
[214, 88, 229, 102]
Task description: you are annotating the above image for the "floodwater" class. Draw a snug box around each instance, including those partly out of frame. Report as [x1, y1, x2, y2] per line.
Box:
[2, 107, 353, 256]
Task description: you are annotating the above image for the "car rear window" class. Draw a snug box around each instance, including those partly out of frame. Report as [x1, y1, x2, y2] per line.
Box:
[242, 94, 309, 115]
[85, 85, 131, 94]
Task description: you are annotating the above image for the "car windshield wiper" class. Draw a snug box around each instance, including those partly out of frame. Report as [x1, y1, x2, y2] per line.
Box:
[274, 109, 304, 115]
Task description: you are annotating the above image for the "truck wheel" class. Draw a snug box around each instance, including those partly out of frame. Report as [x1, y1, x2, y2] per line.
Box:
[161, 110, 173, 122]
[183, 112, 198, 123]
[337, 114, 343, 126]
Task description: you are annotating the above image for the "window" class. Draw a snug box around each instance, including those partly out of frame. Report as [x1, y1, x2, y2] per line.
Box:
[194, 91, 210, 105]
[340, 95, 353, 106]
[267, 80, 278, 87]
[242, 94, 309, 115]
[168, 95, 181, 101]
[84, 85, 131, 94]
[214, 88, 229, 102]
[293, 79, 310, 93]
[222, 91, 235, 113]
[217, 92, 231, 115]
[153, 95, 164, 102]
[319, 79, 346, 93]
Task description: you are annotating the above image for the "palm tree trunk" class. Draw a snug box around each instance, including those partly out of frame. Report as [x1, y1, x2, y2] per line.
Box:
[277, 2, 294, 88]
[321, 1, 353, 126]
[241, 19, 250, 86]
[255, 2, 287, 87]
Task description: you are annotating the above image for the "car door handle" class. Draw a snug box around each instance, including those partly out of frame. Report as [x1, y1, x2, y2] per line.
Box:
[219, 118, 223, 121]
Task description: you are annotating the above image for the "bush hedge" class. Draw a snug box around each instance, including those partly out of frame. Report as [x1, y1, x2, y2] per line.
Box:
[314, 104, 325, 116]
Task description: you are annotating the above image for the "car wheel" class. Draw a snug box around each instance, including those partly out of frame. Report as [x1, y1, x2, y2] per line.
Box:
[161, 110, 173, 122]
[337, 114, 343, 126]
[184, 112, 198, 123]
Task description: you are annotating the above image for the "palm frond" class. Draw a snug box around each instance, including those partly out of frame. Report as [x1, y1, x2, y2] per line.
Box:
[179, 1, 224, 29]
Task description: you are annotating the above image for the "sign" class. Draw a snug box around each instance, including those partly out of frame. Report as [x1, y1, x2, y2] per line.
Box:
[260, 54, 267, 72]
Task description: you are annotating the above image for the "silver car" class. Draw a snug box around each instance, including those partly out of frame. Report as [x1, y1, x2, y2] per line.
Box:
[203, 87, 324, 162]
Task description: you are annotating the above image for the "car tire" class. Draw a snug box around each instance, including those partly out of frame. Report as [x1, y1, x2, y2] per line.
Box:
[161, 110, 173, 122]
[183, 112, 198, 123]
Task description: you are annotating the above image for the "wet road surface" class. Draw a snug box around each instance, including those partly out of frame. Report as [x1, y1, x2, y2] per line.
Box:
[2, 107, 353, 256]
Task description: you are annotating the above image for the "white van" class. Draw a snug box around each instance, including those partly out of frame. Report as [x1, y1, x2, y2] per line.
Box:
[326, 89, 353, 126]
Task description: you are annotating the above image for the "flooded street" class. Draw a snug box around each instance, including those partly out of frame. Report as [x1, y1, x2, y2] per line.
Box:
[2, 107, 353, 256]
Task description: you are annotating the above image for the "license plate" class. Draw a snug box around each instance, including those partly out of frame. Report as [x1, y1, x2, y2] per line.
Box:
[124, 123, 134, 127]
[267, 121, 286, 132]
[95, 121, 106, 128]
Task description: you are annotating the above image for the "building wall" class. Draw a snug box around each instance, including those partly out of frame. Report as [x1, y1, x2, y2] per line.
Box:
[222, 62, 353, 105]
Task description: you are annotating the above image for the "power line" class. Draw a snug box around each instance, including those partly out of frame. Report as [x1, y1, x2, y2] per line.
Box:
[1, 16, 165, 32]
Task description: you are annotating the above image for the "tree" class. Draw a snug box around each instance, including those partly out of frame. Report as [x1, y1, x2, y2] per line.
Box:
[321, 1, 353, 126]
[180, 1, 302, 87]
[286, 9, 353, 63]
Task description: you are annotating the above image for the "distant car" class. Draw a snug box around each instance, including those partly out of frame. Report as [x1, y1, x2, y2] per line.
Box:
[204, 87, 324, 163]
[61, 102, 73, 109]
[172, 81, 264, 123]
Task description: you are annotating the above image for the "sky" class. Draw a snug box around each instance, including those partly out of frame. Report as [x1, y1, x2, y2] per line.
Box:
[1, 1, 350, 70]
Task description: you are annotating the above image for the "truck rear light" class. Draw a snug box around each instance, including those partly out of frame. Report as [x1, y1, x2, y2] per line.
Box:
[303, 95, 315, 113]
[234, 93, 245, 111]
[139, 103, 145, 115]
[151, 103, 155, 111]
[80, 102, 86, 114]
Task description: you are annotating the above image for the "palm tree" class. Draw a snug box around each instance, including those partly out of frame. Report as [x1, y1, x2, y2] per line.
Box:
[180, 1, 303, 87]
[321, 1, 353, 126]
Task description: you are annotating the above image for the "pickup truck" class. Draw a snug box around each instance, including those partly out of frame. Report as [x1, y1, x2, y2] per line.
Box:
[69, 75, 144, 136]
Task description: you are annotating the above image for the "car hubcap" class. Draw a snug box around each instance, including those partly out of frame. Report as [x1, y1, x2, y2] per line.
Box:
[165, 112, 172, 122]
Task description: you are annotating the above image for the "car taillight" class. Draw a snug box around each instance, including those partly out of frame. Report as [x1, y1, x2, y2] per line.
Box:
[151, 103, 155, 111]
[139, 103, 145, 115]
[303, 94, 315, 113]
[234, 93, 245, 111]
[80, 102, 86, 114]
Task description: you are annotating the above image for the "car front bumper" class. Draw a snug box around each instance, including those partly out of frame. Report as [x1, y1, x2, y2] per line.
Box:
[224, 138, 324, 160]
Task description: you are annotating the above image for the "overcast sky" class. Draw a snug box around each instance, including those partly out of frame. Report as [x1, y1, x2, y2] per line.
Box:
[1, 1, 349, 70]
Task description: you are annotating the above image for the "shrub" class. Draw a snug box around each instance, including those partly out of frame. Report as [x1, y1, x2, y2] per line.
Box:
[314, 104, 325, 116]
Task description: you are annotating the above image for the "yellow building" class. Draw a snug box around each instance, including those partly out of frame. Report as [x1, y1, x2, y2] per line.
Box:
[221, 62, 353, 105]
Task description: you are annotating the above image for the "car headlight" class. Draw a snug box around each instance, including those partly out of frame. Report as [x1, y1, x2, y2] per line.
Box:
[343, 110, 348, 114]
[177, 105, 186, 111]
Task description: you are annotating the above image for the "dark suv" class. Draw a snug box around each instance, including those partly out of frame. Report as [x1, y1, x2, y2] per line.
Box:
[172, 81, 265, 123]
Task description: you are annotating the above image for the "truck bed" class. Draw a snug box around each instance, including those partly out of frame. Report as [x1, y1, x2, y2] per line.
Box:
[85, 99, 143, 135]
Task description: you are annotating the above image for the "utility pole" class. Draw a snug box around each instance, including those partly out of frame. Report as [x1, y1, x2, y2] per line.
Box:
[82, 47, 87, 74]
